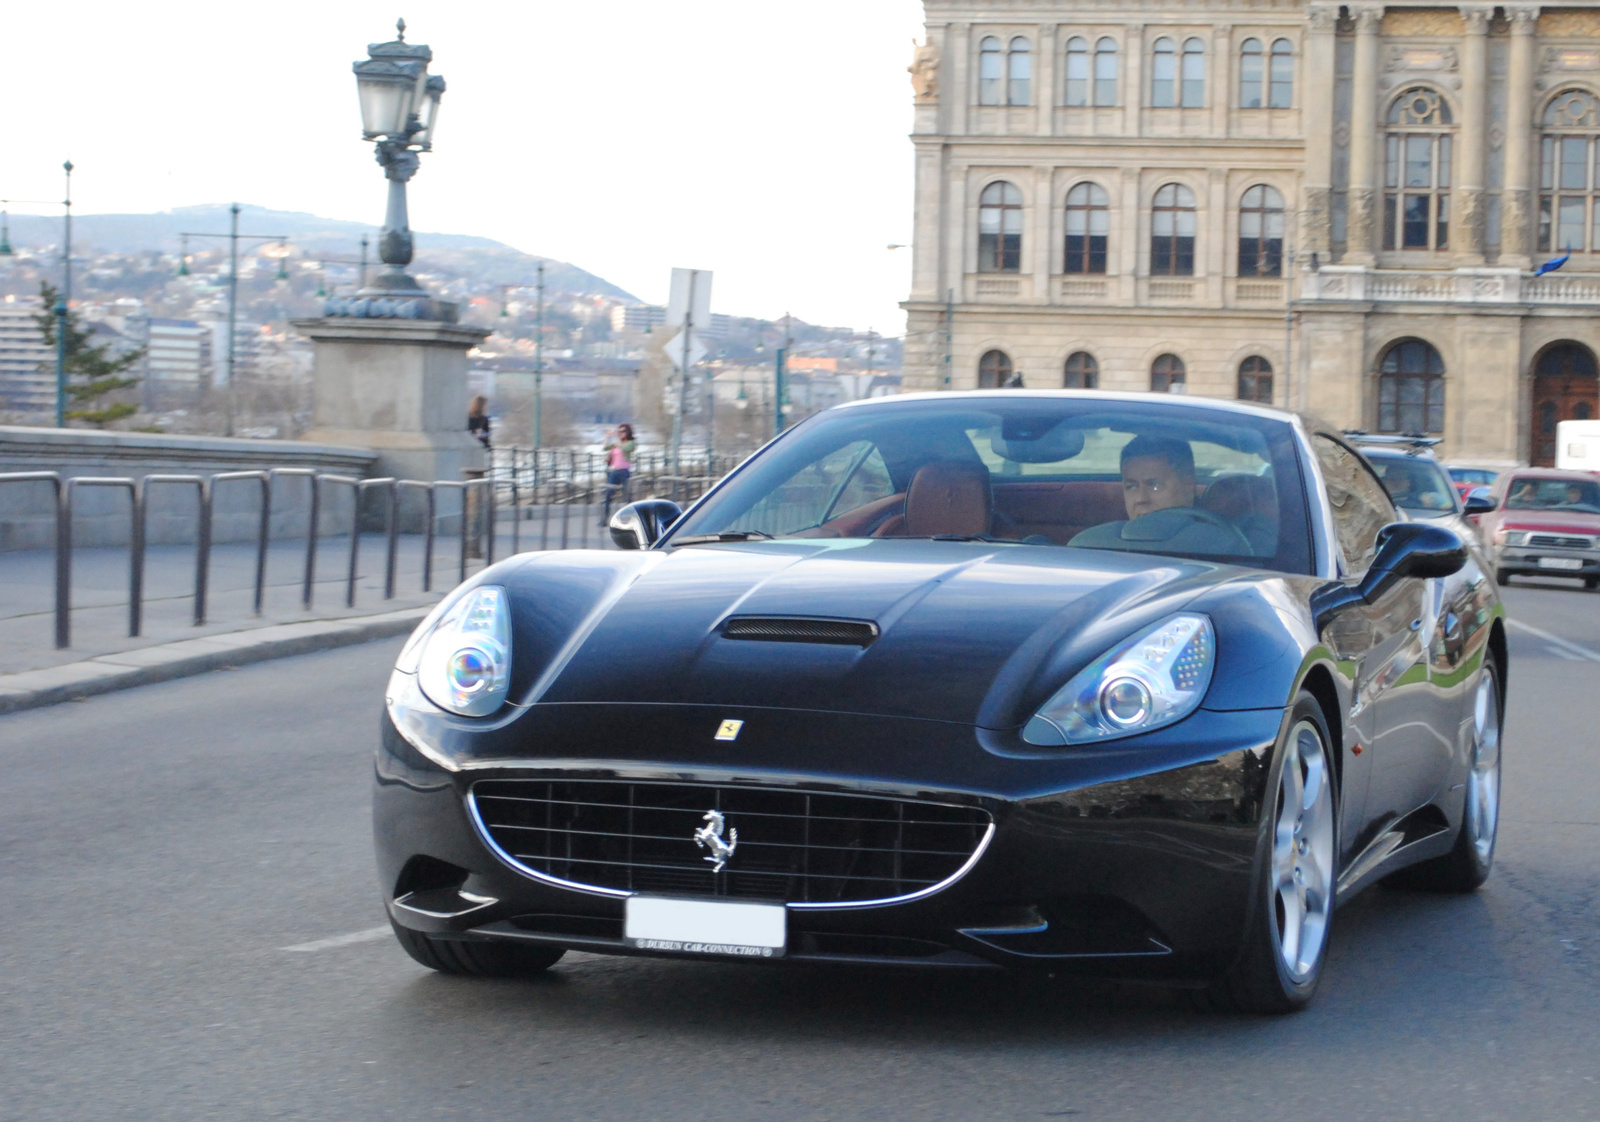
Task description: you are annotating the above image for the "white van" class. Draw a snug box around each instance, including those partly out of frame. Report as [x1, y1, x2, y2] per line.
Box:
[1555, 419, 1600, 471]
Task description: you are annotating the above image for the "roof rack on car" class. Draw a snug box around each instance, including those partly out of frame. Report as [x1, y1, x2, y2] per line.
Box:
[1342, 430, 1441, 454]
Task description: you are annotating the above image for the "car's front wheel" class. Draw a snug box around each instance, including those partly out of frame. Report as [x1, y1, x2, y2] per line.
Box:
[1195, 693, 1337, 1015]
[389, 920, 566, 977]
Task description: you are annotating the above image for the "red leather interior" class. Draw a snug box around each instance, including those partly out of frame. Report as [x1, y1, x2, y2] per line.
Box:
[903, 462, 991, 537]
[1197, 474, 1276, 523]
[991, 481, 1126, 543]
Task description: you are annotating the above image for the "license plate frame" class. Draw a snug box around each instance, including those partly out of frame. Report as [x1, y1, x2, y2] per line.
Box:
[624, 896, 787, 958]
[1537, 556, 1585, 570]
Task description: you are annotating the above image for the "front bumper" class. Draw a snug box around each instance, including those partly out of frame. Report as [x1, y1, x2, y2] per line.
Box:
[375, 696, 1284, 982]
[1495, 544, 1600, 578]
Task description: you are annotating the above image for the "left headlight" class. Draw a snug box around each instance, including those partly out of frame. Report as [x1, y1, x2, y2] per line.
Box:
[415, 585, 513, 717]
[1022, 613, 1215, 746]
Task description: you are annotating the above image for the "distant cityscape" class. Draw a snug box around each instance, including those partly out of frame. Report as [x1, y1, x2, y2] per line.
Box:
[0, 204, 902, 448]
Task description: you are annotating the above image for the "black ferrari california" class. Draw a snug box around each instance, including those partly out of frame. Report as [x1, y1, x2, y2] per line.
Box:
[376, 391, 1505, 1013]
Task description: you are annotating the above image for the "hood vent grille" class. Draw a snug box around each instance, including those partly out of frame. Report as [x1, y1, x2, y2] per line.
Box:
[723, 616, 879, 647]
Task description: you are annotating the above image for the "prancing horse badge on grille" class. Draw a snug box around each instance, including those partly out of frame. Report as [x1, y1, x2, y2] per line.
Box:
[693, 810, 738, 872]
[714, 719, 743, 742]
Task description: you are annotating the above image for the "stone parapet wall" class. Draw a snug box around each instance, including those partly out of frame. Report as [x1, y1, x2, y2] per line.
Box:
[0, 427, 378, 550]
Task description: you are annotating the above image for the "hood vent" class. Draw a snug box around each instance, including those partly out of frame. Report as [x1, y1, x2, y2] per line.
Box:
[723, 616, 880, 647]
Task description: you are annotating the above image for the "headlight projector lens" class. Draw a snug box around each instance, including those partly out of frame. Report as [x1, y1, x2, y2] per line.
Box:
[417, 586, 513, 717]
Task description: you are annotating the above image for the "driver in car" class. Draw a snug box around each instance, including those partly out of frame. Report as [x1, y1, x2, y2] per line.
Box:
[1069, 435, 1254, 556]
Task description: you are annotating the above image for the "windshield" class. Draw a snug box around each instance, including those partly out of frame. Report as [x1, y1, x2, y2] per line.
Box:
[1505, 476, 1600, 513]
[669, 397, 1313, 572]
[1367, 455, 1458, 514]
[1449, 467, 1497, 486]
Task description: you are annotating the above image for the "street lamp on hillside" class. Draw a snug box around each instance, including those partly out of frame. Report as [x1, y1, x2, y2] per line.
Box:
[351, 18, 445, 299]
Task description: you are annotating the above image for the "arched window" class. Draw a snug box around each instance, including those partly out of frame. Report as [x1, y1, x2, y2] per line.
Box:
[1095, 37, 1119, 106]
[1239, 185, 1285, 276]
[1384, 87, 1454, 251]
[1182, 38, 1206, 108]
[978, 181, 1024, 272]
[1238, 356, 1274, 402]
[1065, 37, 1090, 106]
[1065, 182, 1110, 274]
[1151, 184, 1197, 275]
[1151, 38, 1177, 107]
[1538, 90, 1600, 253]
[978, 349, 1013, 388]
[1008, 37, 1032, 105]
[979, 36, 1004, 105]
[1152, 353, 1187, 394]
[1239, 39, 1265, 108]
[1269, 39, 1294, 108]
[1378, 340, 1446, 433]
[1064, 352, 1099, 388]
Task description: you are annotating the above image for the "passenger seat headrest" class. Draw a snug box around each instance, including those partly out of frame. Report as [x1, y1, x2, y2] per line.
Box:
[904, 461, 992, 537]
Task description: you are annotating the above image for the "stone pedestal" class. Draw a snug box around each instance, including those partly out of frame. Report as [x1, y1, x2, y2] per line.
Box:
[292, 315, 490, 483]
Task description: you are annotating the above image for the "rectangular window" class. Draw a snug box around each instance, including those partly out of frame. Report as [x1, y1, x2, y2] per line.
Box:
[1404, 136, 1432, 188]
[1152, 53, 1175, 107]
[1009, 53, 1032, 106]
[1403, 194, 1430, 248]
[1181, 51, 1205, 107]
[1383, 195, 1397, 249]
[1065, 50, 1089, 106]
[1542, 137, 1556, 191]
[979, 51, 1003, 106]
[1386, 136, 1400, 188]
[1559, 195, 1585, 251]
[1095, 51, 1117, 105]
[1268, 51, 1293, 108]
[1435, 193, 1449, 250]
[1561, 136, 1587, 190]
[1240, 52, 1263, 108]
[1539, 195, 1554, 252]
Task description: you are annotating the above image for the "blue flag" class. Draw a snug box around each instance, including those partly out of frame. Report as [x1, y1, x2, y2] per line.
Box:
[1534, 253, 1571, 277]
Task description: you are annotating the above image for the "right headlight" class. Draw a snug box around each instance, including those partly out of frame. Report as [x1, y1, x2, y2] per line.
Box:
[1022, 613, 1215, 746]
[412, 585, 513, 717]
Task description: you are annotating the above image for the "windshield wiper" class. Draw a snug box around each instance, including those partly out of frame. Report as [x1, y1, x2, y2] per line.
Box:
[669, 530, 776, 546]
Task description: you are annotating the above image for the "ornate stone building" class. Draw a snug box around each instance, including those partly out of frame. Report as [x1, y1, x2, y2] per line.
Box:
[902, 2, 1600, 465]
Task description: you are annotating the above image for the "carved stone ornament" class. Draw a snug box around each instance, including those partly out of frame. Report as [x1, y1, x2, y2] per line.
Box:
[1542, 47, 1600, 73]
[1333, 123, 1352, 148]
[909, 38, 939, 102]
[1309, 6, 1338, 33]
[1385, 46, 1458, 73]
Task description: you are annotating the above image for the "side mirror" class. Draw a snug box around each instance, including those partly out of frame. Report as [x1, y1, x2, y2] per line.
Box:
[1312, 522, 1467, 629]
[608, 499, 682, 550]
[1463, 486, 1496, 516]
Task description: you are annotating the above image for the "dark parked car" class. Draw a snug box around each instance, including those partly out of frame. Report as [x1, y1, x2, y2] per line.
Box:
[1478, 467, 1600, 588]
[1346, 437, 1494, 540]
[377, 392, 1506, 1014]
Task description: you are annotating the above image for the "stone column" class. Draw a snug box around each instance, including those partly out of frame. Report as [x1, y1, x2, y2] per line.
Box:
[1124, 24, 1145, 138]
[1033, 165, 1054, 301]
[1457, 7, 1491, 262]
[1501, 6, 1539, 265]
[951, 23, 971, 137]
[1346, 5, 1383, 264]
[295, 314, 489, 483]
[1036, 23, 1057, 136]
[1211, 25, 1233, 137]
[1303, 6, 1340, 257]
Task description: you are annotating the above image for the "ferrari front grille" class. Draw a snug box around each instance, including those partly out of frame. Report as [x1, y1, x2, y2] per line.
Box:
[470, 780, 993, 907]
[1526, 534, 1592, 550]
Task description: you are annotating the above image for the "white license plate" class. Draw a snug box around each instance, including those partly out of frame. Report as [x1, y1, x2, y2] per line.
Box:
[624, 896, 786, 958]
[1538, 557, 1585, 570]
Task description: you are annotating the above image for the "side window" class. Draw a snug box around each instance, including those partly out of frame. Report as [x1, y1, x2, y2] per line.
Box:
[1312, 436, 1396, 572]
[727, 441, 883, 536]
[828, 446, 895, 519]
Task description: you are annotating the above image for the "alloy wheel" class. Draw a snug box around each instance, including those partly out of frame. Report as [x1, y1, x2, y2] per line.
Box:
[1272, 720, 1335, 982]
[1466, 671, 1502, 864]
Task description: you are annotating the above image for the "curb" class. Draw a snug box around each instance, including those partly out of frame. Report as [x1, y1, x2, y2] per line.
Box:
[0, 608, 431, 717]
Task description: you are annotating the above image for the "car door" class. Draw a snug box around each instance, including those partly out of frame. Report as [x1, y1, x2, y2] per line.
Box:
[1311, 435, 1431, 851]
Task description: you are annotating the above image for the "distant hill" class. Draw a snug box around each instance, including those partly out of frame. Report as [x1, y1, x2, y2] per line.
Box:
[1, 203, 637, 301]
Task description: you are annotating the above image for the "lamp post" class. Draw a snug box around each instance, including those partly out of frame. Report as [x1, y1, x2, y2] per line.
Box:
[179, 204, 289, 436]
[352, 19, 445, 298]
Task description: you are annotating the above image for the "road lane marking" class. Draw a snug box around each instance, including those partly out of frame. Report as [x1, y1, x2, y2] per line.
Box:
[281, 925, 391, 953]
[1506, 619, 1600, 664]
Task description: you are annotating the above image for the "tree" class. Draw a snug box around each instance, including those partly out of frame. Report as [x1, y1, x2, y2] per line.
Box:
[32, 282, 144, 427]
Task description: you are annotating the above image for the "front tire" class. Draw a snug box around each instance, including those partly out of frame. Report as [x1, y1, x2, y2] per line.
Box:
[1495, 568, 1510, 586]
[1196, 693, 1337, 1014]
[389, 919, 566, 977]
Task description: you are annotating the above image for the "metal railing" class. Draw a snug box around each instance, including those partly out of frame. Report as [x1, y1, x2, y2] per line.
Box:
[1, 453, 737, 650]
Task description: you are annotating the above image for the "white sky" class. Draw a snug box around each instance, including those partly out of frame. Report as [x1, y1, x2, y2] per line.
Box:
[4, 0, 926, 333]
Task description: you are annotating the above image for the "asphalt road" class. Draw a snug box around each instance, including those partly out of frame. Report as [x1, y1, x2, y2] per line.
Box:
[2, 579, 1597, 1122]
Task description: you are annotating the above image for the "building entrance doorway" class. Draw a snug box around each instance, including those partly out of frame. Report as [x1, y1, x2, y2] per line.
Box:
[1531, 343, 1599, 466]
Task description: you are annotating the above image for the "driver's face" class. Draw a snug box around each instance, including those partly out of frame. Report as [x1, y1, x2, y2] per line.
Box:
[1122, 455, 1193, 520]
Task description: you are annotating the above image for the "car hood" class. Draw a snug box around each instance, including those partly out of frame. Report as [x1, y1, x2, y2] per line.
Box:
[1497, 509, 1600, 535]
[497, 539, 1245, 729]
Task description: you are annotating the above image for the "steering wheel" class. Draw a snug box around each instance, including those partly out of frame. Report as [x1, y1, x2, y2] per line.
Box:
[1123, 505, 1255, 555]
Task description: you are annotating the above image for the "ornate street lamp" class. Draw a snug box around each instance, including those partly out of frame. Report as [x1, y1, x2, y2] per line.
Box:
[351, 19, 446, 300]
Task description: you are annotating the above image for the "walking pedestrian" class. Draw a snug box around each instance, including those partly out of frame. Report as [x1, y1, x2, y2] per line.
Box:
[601, 423, 636, 525]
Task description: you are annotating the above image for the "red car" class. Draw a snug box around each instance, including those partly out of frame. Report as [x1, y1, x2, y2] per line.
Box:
[1477, 468, 1600, 588]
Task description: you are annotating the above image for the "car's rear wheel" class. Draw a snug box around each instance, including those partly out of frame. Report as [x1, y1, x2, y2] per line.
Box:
[1585, 576, 1599, 591]
[1194, 693, 1337, 1015]
[389, 919, 566, 977]
[1388, 662, 1502, 893]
